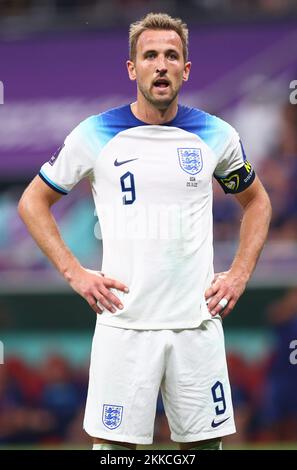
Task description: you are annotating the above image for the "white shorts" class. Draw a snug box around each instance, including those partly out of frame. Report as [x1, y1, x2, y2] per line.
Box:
[83, 317, 236, 445]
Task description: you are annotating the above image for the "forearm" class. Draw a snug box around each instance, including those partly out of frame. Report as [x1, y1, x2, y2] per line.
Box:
[230, 193, 271, 282]
[18, 197, 80, 281]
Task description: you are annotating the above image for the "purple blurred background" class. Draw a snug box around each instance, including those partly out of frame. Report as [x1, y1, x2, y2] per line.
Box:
[1, 23, 297, 175]
[1, 0, 297, 449]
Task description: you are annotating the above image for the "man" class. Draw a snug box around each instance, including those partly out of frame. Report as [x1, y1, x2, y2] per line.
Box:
[18, 13, 271, 450]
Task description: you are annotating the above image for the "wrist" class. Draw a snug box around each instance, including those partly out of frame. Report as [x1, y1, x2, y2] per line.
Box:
[61, 259, 82, 283]
[229, 266, 250, 285]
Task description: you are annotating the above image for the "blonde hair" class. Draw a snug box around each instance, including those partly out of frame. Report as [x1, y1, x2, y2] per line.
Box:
[129, 12, 189, 62]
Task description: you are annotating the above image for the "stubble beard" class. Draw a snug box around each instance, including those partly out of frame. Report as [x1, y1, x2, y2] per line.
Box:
[138, 82, 180, 111]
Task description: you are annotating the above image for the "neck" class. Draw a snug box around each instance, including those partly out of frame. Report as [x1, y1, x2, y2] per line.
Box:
[131, 94, 178, 125]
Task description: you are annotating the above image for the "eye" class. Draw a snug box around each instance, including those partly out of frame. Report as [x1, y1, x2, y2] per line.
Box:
[168, 52, 178, 60]
[146, 52, 156, 59]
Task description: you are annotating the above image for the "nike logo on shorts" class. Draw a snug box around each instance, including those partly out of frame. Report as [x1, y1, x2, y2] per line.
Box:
[114, 158, 138, 166]
[211, 416, 230, 428]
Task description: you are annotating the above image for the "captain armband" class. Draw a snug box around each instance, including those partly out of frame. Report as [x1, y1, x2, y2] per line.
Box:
[214, 160, 256, 194]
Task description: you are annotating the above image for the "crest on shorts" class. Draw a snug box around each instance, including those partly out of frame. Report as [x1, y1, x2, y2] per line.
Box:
[102, 404, 123, 430]
[178, 148, 203, 175]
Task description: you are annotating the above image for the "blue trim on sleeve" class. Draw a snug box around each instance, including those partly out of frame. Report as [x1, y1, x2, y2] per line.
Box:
[39, 170, 68, 195]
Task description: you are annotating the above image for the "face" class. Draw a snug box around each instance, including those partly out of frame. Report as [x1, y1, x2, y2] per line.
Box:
[127, 29, 191, 110]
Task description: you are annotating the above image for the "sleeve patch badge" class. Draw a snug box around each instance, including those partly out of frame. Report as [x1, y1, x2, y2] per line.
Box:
[48, 143, 65, 166]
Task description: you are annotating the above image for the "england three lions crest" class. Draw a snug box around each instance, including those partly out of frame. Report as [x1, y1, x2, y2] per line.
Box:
[102, 404, 123, 430]
[178, 148, 203, 175]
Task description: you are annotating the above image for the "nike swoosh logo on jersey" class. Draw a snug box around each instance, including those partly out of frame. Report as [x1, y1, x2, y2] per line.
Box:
[211, 417, 230, 428]
[114, 158, 139, 166]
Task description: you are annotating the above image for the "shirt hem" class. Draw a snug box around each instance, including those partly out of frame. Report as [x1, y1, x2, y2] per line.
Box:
[96, 316, 212, 331]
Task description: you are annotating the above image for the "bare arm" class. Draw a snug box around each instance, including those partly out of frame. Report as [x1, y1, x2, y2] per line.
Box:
[18, 176, 128, 314]
[205, 176, 272, 318]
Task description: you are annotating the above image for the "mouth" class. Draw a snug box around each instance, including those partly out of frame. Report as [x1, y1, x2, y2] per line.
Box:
[153, 78, 170, 89]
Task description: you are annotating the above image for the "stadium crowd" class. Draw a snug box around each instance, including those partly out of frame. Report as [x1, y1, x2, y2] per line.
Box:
[1, 0, 297, 35]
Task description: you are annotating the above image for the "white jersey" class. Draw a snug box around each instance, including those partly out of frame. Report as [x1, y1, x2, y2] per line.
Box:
[40, 104, 255, 330]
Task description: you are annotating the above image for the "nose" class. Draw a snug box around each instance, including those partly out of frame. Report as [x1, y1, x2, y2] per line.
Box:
[156, 55, 167, 75]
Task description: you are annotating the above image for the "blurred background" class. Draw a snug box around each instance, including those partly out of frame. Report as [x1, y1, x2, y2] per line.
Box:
[0, 0, 297, 449]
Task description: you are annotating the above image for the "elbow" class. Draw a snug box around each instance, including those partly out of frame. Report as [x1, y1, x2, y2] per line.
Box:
[245, 189, 272, 226]
[263, 191, 272, 224]
[17, 191, 29, 222]
[254, 191, 272, 232]
[18, 187, 36, 222]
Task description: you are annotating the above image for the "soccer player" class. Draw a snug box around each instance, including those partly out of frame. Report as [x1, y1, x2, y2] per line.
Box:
[18, 13, 271, 451]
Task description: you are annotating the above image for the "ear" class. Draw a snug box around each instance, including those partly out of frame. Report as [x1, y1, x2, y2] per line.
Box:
[127, 60, 137, 81]
[183, 61, 191, 82]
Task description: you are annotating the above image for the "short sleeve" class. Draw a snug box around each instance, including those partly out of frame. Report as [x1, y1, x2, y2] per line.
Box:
[39, 117, 96, 195]
[214, 128, 255, 194]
